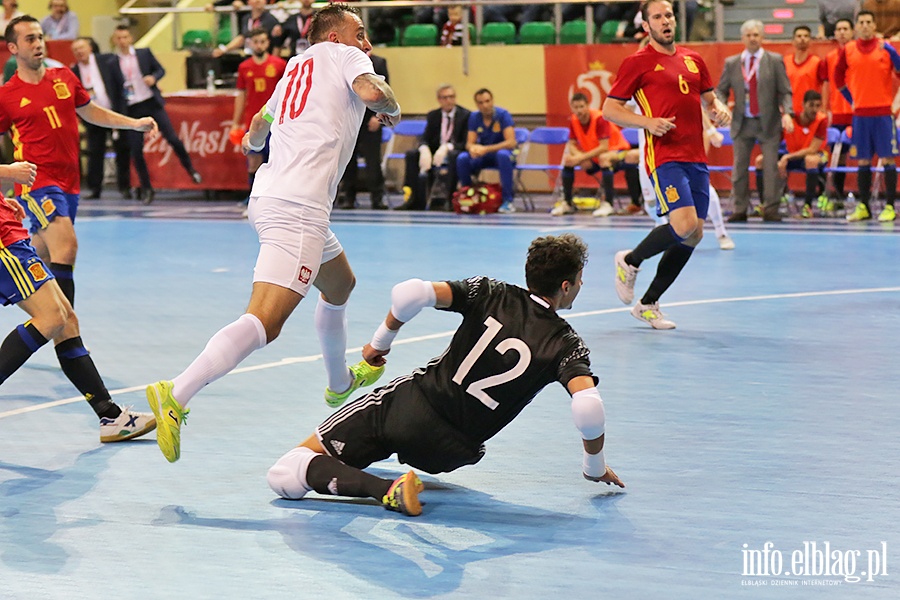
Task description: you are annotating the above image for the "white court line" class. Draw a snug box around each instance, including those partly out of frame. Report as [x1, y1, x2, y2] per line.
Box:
[2, 286, 898, 420]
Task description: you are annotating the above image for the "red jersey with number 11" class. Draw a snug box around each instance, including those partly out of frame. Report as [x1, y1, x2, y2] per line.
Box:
[0, 68, 91, 196]
[608, 44, 712, 170]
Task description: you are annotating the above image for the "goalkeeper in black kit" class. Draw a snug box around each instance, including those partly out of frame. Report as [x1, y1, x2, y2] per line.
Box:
[267, 233, 624, 516]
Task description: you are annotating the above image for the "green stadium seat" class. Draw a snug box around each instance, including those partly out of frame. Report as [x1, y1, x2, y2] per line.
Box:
[480, 22, 516, 45]
[402, 23, 438, 46]
[560, 20, 588, 45]
[216, 26, 233, 46]
[519, 21, 555, 45]
[182, 29, 213, 49]
[598, 20, 622, 43]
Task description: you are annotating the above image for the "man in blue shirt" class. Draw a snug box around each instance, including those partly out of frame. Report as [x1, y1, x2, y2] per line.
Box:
[456, 88, 518, 212]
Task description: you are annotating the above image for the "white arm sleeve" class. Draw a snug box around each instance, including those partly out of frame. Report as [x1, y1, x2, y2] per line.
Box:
[571, 387, 606, 440]
[390, 278, 437, 323]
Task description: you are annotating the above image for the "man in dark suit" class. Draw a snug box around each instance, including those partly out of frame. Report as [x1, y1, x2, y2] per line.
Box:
[716, 19, 793, 222]
[398, 84, 471, 210]
[112, 25, 202, 204]
[70, 36, 131, 199]
[337, 52, 389, 209]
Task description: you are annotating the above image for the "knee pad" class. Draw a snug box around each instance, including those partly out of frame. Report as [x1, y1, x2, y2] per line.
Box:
[267, 446, 318, 500]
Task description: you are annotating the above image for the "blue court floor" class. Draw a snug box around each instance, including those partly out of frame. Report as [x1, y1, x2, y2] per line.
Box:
[1, 201, 898, 599]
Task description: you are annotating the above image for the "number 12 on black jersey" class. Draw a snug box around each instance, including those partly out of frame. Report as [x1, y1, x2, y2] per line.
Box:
[452, 316, 532, 410]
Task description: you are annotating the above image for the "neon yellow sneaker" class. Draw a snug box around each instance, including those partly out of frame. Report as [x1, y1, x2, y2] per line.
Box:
[800, 204, 813, 219]
[382, 470, 424, 516]
[878, 204, 896, 222]
[846, 203, 871, 222]
[816, 195, 833, 213]
[146, 381, 189, 463]
[324, 360, 385, 408]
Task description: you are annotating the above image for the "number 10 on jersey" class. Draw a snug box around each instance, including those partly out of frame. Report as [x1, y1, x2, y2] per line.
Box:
[279, 58, 313, 124]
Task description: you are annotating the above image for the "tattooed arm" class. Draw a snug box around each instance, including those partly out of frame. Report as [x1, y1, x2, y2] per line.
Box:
[352, 73, 401, 127]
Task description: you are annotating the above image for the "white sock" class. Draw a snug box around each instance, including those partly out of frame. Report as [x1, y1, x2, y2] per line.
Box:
[707, 185, 727, 238]
[639, 137, 667, 226]
[267, 446, 318, 499]
[315, 296, 353, 393]
[171, 313, 267, 406]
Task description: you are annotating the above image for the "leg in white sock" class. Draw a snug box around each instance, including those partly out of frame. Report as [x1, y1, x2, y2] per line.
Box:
[316, 295, 353, 394]
[707, 184, 727, 238]
[171, 313, 267, 406]
[639, 134, 667, 226]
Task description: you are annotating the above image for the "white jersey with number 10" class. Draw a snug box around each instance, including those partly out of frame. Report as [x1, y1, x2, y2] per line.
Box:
[252, 42, 376, 210]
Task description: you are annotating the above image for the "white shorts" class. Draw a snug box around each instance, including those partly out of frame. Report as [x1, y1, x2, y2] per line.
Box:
[247, 196, 343, 297]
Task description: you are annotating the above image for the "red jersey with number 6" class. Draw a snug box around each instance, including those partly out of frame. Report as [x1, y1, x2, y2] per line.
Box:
[607, 44, 712, 170]
[236, 54, 287, 130]
[0, 68, 92, 196]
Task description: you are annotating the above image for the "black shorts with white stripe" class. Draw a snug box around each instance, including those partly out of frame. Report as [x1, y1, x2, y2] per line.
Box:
[316, 375, 485, 475]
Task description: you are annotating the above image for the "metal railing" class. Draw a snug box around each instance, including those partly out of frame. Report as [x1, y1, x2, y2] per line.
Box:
[120, 0, 714, 68]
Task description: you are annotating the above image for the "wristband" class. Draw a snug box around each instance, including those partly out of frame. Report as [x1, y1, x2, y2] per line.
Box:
[370, 322, 398, 351]
[385, 103, 401, 117]
[247, 138, 265, 152]
[582, 449, 606, 479]
[705, 126, 719, 137]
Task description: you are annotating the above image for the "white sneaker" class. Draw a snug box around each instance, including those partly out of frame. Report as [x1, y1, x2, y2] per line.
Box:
[631, 302, 676, 330]
[717, 234, 735, 250]
[550, 202, 575, 216]
[99, 406, 157, 443]
[592, 200, 614, 217]
[497, 201, 516, 213]
[613, 250, 639, 305]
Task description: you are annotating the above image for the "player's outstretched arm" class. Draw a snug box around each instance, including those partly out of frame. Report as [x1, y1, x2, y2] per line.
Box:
[568, 375, 625, 489]
[242, 107, 272, 155]
[362, 280, 451, 366]
[352, 73, 401, 127]
[75, 102, 159, 135]
[0, 161, 36, 186]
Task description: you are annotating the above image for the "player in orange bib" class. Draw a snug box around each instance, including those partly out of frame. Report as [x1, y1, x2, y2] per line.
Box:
[834, 10, 900, 222]
[754, 90, 829, 218]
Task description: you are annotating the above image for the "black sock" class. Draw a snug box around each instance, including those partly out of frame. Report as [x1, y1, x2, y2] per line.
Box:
[627, 224, 682, 268]
[624, 167, 642, 206]
[0, 323, 48, 383]
[884, 165, 896, 207]
[641, 244, 695, 305]
[305, 455, 393, 501]
[49, 263, 74, 306]
[858, 165, 872, 207]
[602, 169, 615, 205]
[805, 169, 818, 205]
[835, 171, 846, 198]
[562, 167, 575, 205]
[755, 169, 764, 204]
[55, 337, 120, 419]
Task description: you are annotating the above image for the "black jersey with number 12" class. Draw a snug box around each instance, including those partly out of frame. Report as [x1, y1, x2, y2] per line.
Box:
[411, 276, 595, 444]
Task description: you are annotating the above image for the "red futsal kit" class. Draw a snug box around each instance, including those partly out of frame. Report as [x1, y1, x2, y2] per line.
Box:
[0, 68, 91, 196]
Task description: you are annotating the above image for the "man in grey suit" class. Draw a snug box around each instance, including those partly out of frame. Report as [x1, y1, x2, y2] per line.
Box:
[717, 19, 794, 222]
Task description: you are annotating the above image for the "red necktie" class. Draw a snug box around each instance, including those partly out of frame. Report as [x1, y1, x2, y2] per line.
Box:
[748, 55, 759, 117]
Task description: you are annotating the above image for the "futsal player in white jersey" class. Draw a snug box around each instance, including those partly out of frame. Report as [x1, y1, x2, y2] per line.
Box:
[146, 4, 401, 464]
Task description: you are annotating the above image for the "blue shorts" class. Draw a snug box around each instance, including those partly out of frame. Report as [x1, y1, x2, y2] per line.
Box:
[16, 186, 79, 235]
[649, 161, 710, 220]
[850, 115, 899, 161]
[0, 240, 55, 306]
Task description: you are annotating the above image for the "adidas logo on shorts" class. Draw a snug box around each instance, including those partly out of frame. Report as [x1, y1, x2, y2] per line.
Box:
[330, 439, 345, 455]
